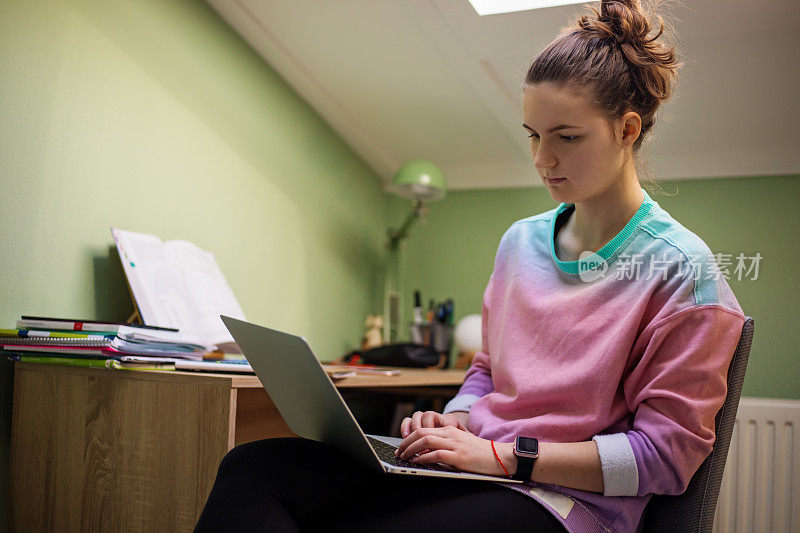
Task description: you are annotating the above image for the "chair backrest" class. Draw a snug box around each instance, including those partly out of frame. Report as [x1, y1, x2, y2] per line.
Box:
[640, 316, 754, 533]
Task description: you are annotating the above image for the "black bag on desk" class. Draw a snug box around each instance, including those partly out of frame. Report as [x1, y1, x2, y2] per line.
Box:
[357, 343, 441, 368]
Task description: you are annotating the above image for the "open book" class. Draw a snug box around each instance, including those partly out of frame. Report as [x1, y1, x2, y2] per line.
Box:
[111, 228, 246, 348]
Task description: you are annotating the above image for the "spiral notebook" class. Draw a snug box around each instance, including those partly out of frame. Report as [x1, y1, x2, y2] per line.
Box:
[0, 337, 113, 347]
[4, 345, 114, 357]
[1, 327, 113, 339]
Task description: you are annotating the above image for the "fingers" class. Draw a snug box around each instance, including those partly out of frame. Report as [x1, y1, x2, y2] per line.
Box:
[411, 411, 424, 433]
[401, 410, 442, 438]
[421, 411, 440, 429]
[410, 449, 458, 468]
[400, 412, 423, 438]
[400, 416, 411, 438]
[395, 426, 458, 458]
[442, 413, 468, 432]
[397, 433, 453, 461]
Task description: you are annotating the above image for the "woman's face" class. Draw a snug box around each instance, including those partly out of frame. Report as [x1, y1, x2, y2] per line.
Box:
[522, 83, 633, 203]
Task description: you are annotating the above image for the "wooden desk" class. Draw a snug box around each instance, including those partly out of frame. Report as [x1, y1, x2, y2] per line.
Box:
[9, 362, 465, 533]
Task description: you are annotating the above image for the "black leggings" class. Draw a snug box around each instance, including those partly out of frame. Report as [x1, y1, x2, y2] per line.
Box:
[195, 437, 567, 532]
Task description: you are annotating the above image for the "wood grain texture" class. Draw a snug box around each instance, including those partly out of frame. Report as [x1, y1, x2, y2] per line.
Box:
[227, 366, 466, 389]
[10, 364, 233, 533]
[10, 363, 464, 532]
[102, 366, 466, 389]
[234, 388, 297, 444]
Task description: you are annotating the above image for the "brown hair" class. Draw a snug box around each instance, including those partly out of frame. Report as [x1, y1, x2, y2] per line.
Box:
[524, 0, 682, 157]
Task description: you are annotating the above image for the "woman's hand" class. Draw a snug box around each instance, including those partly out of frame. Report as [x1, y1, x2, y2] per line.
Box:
[394, 426, 514, 477]
[400, 410, 469, 438]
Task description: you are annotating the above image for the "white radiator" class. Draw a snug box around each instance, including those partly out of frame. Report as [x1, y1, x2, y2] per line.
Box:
[713, 397, 800, 533]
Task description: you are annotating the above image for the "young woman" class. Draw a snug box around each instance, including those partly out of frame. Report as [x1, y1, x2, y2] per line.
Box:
[195, 1, 745, 531]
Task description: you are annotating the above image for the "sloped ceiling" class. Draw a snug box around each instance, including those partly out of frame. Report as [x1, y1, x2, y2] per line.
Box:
[205, 0, 800, 190]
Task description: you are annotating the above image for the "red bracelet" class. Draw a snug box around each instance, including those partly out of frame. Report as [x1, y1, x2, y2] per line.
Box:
[491, 440, 510, 477]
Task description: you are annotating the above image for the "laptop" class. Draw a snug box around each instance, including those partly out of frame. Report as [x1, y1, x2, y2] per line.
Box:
[221, 316, 522, 483]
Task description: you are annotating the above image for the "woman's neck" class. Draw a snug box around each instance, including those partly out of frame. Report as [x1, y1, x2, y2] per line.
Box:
[564, 176, 644, 254]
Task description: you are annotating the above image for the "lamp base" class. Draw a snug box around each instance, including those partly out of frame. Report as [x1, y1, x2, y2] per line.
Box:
[384, 290, 400, 344]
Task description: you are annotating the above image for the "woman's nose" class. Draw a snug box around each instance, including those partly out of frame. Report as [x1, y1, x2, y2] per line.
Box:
[533, 144, 556, 169]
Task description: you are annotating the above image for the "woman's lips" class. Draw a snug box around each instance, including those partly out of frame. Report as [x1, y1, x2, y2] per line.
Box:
[545, 177, 567, 185]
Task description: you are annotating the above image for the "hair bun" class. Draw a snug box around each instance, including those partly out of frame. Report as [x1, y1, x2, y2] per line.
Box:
[578, 0, 653, 47]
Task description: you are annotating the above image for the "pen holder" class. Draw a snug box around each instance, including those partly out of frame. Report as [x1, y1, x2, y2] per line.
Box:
[410, 322, 454, 366]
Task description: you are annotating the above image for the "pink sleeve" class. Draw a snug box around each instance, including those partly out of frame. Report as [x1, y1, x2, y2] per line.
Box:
[622, 305, 744, 496]
[443, 276, 495, 413]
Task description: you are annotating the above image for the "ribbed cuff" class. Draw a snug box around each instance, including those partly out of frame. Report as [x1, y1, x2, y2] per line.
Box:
[592, 433, 639, 496]
[442, 394, 481, 414]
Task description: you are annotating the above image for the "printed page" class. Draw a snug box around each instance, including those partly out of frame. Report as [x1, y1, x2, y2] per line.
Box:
[112, 228, 201, 343]
[163, 240, 246, 346]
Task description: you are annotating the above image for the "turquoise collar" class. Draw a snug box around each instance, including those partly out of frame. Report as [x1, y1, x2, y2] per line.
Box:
[549, 188, 655, 275]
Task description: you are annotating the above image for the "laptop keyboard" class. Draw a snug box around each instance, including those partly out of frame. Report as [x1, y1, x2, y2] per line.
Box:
[367, 436, 456, 472]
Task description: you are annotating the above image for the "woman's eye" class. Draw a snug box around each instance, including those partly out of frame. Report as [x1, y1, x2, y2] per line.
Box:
[526, 132, 578, 142]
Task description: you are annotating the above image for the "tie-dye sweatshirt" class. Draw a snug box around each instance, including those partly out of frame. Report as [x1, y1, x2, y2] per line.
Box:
[443, 188, 745, 532]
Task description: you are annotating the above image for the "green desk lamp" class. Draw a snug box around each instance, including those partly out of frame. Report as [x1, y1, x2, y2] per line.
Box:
[384, 160, 447, 343]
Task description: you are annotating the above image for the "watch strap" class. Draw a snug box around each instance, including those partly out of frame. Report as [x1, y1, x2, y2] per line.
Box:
[513, 455, 535, 481]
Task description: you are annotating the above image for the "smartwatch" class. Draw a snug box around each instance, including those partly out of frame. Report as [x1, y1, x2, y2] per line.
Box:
[512, 436, 539, 482]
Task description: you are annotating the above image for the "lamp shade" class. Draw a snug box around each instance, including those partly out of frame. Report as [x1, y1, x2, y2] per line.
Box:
[390, 160, 447, 202]
[454, 314, 482, 353]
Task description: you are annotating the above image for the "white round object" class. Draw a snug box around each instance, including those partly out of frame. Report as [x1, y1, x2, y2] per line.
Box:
[454, 314, 482, 352]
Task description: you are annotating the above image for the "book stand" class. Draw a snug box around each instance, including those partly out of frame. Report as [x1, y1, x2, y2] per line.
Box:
[116, 249, 144, 325]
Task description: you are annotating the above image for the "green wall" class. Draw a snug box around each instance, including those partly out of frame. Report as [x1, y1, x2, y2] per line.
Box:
[2, 0, 799, 527]
[390, 175, 800, 400]
[0, 0, 387, 525]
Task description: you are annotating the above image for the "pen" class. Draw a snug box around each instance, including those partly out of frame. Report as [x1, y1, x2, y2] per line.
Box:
[413, 291, 423, 325]
[445, 299, 454, 325]
[436, 302, 447, 323]
[350, 368, 401, 376]
[331, 369, 401, 378]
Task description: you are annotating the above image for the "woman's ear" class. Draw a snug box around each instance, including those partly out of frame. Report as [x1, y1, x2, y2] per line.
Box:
[617, 111, 642, 148]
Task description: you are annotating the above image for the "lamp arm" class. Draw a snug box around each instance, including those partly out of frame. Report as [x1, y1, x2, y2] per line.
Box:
[387, 200, 424, 250]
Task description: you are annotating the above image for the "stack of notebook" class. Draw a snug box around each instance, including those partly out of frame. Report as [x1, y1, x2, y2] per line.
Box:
[2, 316, 253, 372]
[4, 228, 256, 373]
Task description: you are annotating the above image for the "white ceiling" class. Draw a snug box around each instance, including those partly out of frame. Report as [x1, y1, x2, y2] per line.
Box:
[205, 0, 800, 190]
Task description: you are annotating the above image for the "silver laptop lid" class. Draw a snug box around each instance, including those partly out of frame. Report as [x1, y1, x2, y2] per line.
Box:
[221, 316, 383, 471]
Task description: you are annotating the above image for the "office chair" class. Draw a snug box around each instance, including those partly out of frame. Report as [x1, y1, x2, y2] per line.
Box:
[639, 316, 755, 533]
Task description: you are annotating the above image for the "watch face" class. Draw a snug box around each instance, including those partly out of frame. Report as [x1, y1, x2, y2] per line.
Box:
[516, 436, 539, 455]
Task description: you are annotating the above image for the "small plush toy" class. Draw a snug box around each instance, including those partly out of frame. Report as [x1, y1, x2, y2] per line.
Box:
[362, 314, 384, 350]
